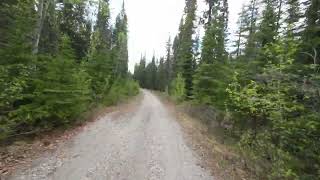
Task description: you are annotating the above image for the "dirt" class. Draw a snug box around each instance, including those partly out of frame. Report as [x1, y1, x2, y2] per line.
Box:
[3, 90, 213, 180]
[0, 94, 141, 179]
[157, 93, 254, 180]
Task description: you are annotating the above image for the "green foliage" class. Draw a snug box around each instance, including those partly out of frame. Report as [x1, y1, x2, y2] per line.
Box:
[193, 63, 232, 109]
[103, 78, 140, 106]
[300, 0, 320, 64]
[257, 0, 278, 47]
[227, 38, 320, 179]
[113, 3, 129, 77]
[157, 58, 167, 91]
[59, 2, 92, 61]
[0, 1, 137, 141]
[175, 0, 197, 98]
[169, 73, 186, 102]
[10, 56, 91, 128]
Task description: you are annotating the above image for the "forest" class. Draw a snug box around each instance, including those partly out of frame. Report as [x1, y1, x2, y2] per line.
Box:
[0, 0, 139, 141]
[134, 0, 320, 179]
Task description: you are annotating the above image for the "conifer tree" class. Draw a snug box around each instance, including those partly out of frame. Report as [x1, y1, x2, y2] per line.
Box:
[201, 0, 229, 64]
[38, 0, 60, 56]
[60, 1, 91, 61]
[164, 37, 173, 88]
[172, 18, 184, 78]
[193, 0, 231, 108]
[258, 0, 278, 47]
[284, 0, 301, 37]
[113, 2, 129, 77]
[157, 57, 166, 91]
[233, 5, 247, 57]
[86, 0, 114, 102]
[300, 0, 320, 64]
[176, 0, 197, 98]
[244, 0, 259, 60]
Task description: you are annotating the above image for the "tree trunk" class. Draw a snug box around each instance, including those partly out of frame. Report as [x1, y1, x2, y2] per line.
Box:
[276, 0, 283, 32]
[236, 23, 242, 57]
[32, 0, 50, 54]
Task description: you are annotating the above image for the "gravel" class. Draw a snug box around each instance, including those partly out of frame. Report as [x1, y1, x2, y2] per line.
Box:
[8, 90, 214, 180]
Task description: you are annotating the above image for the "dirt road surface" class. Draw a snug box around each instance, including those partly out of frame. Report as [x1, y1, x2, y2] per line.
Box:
[7, 90, 214, 180]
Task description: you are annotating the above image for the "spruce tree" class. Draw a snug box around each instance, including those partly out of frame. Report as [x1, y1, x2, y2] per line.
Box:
[176, 0, 197, 98]
[157, 57, 166, 91]
[258, 0, 278, 47]
[113, 2, 129, 77]
[38, 0, 60, 56]
[233, 5, 247, 57]
[59, 1, 91, 61]
[285, 0, 301, 37]
[300, 0, 320, 64]
[201, 0, 229, 64]
[244, 0, 260, 60]
[164, 37, 173, 89]
[172, 18, 184, 78]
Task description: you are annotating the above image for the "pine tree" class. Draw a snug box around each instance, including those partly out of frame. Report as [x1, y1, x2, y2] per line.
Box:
[38, 0, 60, 56]
[17, 36, 91, 127]
[0, 0, 136, 140]
[176, 0, 197, 98]
[164, 37, 172, 89]
[258, 0, 278, 47]
[244, 0, 260, 60]
[300, 0, 320, 64]
[133, 55, 147, 88]
[59, 1, 91, 61]
[233, 5, 247, 57]
[86, 0, 114, 102]
[285, 0, 301, 37]
[157, 57, 166, 91]
[193, 0, 231, 108]
[113, 2, 129, 77]
[201, 0, 229, 64]
[172, 18, 184, 78]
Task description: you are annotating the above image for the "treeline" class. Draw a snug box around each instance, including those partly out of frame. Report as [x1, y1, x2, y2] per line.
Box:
[0, 0, 139, 140]
[134, 0, 319, 178]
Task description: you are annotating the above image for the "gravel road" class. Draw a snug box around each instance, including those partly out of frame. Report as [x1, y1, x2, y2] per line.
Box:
[8, 90, 214, 180]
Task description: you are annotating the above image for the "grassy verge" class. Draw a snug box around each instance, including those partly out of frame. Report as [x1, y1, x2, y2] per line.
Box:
[156, 91, 259, 180]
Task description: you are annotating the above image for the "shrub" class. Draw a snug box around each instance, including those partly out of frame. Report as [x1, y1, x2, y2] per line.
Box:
[169, 73, 186, 102]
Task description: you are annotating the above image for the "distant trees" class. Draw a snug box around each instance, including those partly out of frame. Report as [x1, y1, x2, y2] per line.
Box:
[0, 0, 138, 140]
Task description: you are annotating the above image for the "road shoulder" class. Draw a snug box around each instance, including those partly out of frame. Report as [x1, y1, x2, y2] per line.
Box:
[155, 92, 254, 180]
[0, 93, 143, 178]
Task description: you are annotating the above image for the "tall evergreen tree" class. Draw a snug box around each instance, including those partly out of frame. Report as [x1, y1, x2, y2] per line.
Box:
[193, 0, 231, 109]
[172, 18, 184, 78]
[176, 0, 197, 98]
[233, 5, 247, 57]
[157, 57, 166, 91]
[38, 0, 60, 55]
[86, 0, 114, 102]
[300, 0, 320, 64]
[59, 1, 91, 61]
[285, 0, 301, 36]
[244, 0, 260, 60]
[258, 0, 278, 47]
[113, 2, 129, 77]
[201, 0, 229, 64]
[164, 37, 173, 89]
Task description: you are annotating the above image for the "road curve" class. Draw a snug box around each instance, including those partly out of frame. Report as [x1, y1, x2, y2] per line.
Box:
[8, 90, 214, 180]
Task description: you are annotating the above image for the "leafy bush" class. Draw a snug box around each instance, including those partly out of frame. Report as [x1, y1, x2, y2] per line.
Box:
[103, 78, 140, 105]
[226, 39, 320, 179]
[169, 73, 186, 102]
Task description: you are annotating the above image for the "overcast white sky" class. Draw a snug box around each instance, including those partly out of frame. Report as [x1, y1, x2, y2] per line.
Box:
[110, 0, 249, 72]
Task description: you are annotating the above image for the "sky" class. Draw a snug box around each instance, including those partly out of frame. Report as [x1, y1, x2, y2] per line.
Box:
[110, 0, 249, 72]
